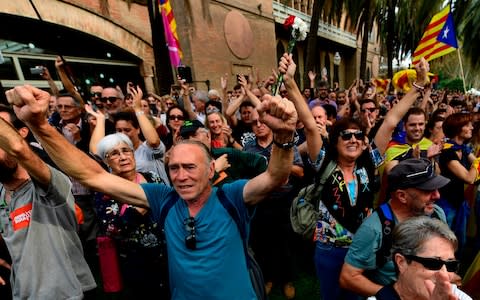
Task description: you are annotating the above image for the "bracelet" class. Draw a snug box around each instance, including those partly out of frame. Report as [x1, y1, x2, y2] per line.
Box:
[412, 81, 425, 91]
[135, 111, 145, 116]
[273, 139, 294, 150]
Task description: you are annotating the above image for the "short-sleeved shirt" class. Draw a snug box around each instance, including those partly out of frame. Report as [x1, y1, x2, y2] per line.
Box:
[135, 140, 170, 185]
[344, 204, 446, 286]
[0, 166, 96, 299]
[141, 180, 256, 300]
[439, 147, 470, 208]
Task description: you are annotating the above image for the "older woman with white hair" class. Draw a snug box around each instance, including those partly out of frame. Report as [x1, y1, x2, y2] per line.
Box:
[94, 133, 166, 298]
[372, 217, 471, 300]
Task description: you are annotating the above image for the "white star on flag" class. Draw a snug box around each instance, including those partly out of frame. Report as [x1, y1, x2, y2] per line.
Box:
[443, 26, 449, 39]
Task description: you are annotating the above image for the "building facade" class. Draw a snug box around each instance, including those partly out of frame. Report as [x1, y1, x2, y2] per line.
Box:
[0, 0, 381, 95]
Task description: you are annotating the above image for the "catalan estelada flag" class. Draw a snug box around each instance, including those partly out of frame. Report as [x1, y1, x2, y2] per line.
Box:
[159, 0, 182, 67]
[411, 5, 458, 65]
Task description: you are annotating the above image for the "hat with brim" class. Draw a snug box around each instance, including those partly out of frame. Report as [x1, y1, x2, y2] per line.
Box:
[388, 158, 450, 191]
[179, 119, 205, 139]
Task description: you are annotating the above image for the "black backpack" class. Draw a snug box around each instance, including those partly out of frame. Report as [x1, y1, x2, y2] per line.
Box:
[158, 188, 266, 300]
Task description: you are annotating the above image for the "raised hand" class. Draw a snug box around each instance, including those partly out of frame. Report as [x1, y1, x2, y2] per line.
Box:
[425, 271, 458, 300]
[220, 73, 228, 91]
[257, 94, 297, 140]
[129, 85, 144, 111]
[278, 53, 296, 82]
[5, 85, 50, 127]
[85, 104, 105, 121]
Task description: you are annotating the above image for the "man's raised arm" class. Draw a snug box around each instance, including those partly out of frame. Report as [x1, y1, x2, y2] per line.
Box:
[5, 85, 149, 208]
[243, 94, 297, 205]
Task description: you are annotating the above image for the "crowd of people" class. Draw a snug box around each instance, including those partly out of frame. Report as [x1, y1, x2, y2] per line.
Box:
[0, 52, 478, 300]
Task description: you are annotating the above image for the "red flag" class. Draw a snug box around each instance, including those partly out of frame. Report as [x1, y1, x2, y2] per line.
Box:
[159, 0, 182, 67]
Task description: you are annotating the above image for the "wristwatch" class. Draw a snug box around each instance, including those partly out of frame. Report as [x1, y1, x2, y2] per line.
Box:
[273, 139, 294, 150]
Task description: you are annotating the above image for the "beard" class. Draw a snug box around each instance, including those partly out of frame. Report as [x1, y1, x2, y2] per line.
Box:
[0, 156, 18, 183]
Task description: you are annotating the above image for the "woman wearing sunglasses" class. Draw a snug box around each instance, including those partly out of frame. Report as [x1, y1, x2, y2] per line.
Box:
[372, 216, 471, 300]
[164, 105, 188, 150]
[278, 53, 432, 299]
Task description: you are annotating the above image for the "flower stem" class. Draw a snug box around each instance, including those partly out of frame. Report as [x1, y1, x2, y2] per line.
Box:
[272, 31, 298, 96]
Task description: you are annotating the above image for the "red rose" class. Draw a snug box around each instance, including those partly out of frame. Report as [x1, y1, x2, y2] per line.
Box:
[283, 15, 295, 29]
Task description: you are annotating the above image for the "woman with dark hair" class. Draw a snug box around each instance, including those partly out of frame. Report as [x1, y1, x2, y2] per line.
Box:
[425, 116, 445, 144]
[164, 105, 188, 150]
[279, 53, 432, 299]
[438, 112, 478, 254]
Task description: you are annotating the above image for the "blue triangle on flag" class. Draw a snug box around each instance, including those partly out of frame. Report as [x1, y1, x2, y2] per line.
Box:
[436, 12, 458, 48]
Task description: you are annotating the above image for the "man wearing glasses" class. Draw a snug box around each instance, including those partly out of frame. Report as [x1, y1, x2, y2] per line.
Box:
[6, 85, 298, 300]
[339, 158, 449, 298]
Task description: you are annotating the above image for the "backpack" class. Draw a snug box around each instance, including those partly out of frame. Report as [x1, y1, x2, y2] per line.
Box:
[158, 188, 266, 300]
[290, 161, 337, 239]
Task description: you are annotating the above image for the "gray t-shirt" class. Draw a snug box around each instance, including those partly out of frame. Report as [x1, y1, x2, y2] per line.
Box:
[345, 203, 446, 286]
[0, 166, 96, 299]
[134, 140, 170, 185]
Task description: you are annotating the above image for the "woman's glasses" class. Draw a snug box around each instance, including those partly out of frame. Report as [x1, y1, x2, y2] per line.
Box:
[106, 147, 134, 160]
[339, 130, 364, 141]
[169, 115, 185, 121]
[404, 254, 460, 272]
[184, 217, 196, 250]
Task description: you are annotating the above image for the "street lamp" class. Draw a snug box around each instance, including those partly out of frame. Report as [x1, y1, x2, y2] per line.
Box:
[333, 52, 341, 86]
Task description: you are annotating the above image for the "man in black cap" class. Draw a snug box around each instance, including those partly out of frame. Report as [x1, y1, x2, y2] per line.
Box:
[339, 158, 449, 297]
[178, 119, 267, 186]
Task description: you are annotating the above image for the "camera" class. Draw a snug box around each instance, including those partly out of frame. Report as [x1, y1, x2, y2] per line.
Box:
[30, 66, 43, 75]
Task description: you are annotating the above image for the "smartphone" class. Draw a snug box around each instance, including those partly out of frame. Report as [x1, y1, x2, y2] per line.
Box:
[177, 66, 192, 83]
[30, 66, 43, 75]
[236, 74, 249, 83]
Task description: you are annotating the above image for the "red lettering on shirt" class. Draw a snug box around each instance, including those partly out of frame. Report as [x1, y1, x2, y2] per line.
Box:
[10, 203, 32, 231]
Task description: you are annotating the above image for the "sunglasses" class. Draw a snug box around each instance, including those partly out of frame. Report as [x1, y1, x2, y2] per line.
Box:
[360, 107, 377, 113]
[184, 217, 196, 250]
[403, 254, 460, 272]
[169, 114, 185, 121]
[339, 130, 364, 141]
[165, 102, 174, 106]
[100, 96, 118, 103]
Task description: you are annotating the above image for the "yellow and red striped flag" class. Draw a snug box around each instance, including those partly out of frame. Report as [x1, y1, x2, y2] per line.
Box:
[411, 5, 458, 65]
[159, 0, 183, 67]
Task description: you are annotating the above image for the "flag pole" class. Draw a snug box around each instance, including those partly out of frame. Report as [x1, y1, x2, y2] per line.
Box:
[456, 47, 467, 94]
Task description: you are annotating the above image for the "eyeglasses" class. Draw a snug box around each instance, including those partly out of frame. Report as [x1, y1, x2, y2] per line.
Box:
[184, 217, 196, 250]
[106, 147, 134, 160]
[169, 114, 184, 121]
[339, 130, 364, 141]
[100, 96, 118, 103]
[91, 92, 102, 98]
[403, 254, 460, 272]
[56, 104, 77, 110]
[405, 163, 434, 179]
[360, 107, 377, 113]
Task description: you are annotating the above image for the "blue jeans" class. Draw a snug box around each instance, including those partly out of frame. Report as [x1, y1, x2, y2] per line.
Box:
[314, 242, 360, 300]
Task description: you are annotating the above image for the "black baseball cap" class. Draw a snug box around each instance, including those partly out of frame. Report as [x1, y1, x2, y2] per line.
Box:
[388, 158, 450, 191]
[179, 120, 205, 139]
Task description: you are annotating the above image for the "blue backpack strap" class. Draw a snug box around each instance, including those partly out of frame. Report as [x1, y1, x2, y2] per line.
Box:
[216, 188, 247, 243]
[158, 192, 180, 229]
[376, 203, 395, 267]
